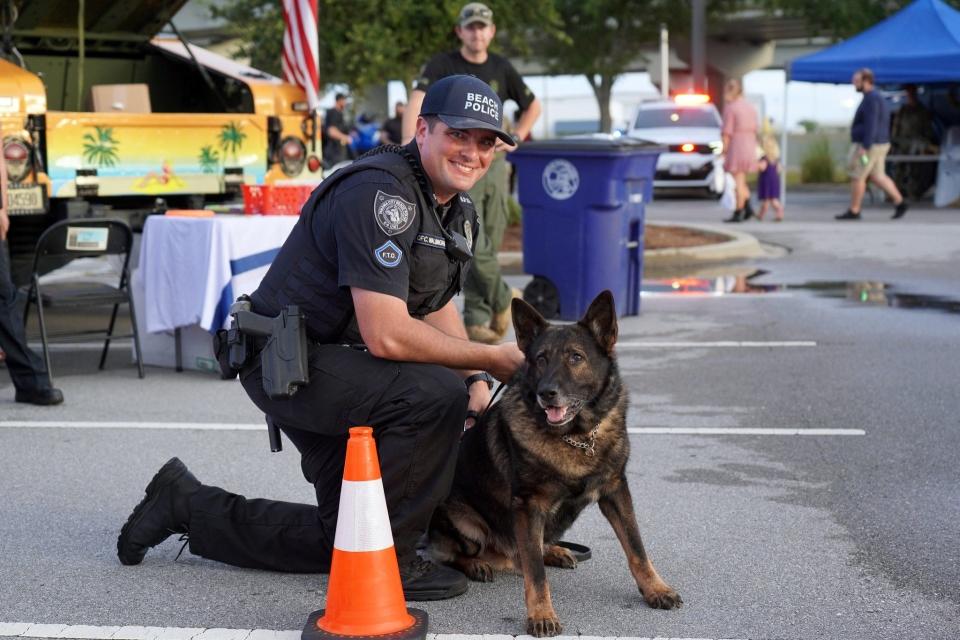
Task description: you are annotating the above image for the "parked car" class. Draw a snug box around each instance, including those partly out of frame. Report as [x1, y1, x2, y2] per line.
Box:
[627, 97, 725, 197]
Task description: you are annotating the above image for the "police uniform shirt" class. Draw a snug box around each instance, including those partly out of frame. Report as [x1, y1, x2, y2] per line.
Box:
[415, 51, 535, 113]
[250, 143, 478, 345]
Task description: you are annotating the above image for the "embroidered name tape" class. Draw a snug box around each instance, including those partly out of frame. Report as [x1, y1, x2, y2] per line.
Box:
[415, 233, 446, 249]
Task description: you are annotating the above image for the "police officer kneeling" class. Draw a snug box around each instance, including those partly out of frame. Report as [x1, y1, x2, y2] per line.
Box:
[116, 76, 524, 601]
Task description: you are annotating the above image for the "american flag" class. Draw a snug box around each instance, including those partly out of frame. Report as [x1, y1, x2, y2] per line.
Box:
[281, 0, 320, 111]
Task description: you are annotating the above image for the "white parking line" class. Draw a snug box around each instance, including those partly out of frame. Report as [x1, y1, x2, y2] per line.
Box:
[0, 422, 864, 437]
[0, 421, 263, 431]
[628, 427, 865, 436]
[0, 623, 745, 640]
[618, 341, 817, 348]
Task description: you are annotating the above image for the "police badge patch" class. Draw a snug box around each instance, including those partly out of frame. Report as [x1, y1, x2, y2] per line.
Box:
[374, 240, 403, 268]
[374, 190, 416, 236]
[463, 220, 473, 249]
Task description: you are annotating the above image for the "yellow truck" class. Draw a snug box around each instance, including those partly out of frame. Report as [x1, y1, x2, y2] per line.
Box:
[1, 0, 322, 276]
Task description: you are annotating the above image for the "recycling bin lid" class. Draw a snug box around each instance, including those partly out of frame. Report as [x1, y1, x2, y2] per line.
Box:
[513, 133, 665, 155]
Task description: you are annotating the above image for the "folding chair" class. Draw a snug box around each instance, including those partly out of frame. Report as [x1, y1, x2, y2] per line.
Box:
[23, 219, 144, 381]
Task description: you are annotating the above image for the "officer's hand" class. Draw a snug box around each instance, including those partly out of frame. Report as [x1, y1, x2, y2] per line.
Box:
[487, 342, 524, 383]
[464, 383, 491, 431]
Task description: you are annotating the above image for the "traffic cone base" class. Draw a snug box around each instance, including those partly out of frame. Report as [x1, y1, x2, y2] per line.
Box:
[302, 608, 428, 640]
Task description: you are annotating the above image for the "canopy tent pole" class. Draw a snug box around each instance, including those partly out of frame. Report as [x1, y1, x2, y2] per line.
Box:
[780, 74, 789, 206]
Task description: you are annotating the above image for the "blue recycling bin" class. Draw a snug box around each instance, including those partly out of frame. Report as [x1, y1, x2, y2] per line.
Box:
[509, 136, 663, 320]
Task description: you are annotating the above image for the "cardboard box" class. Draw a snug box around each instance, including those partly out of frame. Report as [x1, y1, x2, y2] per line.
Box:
[89, 84, 152, 113]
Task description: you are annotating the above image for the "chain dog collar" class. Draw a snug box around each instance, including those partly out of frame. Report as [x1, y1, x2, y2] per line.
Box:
[561, 423, 601, 456]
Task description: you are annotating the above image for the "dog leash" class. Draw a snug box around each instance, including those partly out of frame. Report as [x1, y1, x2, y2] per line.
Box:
[465, 381, 507, 427]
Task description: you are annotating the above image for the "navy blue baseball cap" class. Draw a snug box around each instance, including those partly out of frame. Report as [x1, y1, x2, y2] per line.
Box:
[420, 75, 516, 147]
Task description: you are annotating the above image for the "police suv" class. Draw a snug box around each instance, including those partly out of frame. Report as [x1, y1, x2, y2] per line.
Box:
[627, 95, 725, 197]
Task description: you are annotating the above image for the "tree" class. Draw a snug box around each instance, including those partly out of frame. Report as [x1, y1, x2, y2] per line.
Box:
[758, 0, 960, 39]
[528, 0, 741, 133]
[210, 1, 556, 96]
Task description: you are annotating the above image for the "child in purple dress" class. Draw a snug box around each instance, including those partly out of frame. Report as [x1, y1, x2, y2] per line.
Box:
[756, 135, 784, 221]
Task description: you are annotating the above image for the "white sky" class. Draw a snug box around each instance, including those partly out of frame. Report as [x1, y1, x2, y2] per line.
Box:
[325, 70, 862, 138]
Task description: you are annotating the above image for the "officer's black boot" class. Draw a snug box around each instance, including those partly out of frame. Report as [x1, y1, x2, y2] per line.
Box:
[398, 554, 469, 601]
[117, 457, 200, 566]
[723, 208, 743, 223]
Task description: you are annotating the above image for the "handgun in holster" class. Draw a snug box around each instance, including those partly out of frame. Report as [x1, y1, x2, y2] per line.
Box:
[213, 295, 309, 452]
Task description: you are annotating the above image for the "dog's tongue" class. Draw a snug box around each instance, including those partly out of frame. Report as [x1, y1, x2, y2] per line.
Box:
[546, 405, 568, 423]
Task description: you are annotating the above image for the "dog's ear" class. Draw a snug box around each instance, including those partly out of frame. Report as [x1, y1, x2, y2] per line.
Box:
[579, 290, 618, 354]
[512, 297, 548, 353]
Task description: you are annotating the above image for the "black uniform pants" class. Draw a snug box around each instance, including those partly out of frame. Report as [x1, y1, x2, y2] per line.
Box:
[0, 240, 51, 393]
[186, 343, 468, 573]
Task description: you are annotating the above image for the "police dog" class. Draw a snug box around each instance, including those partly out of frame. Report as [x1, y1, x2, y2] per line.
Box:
[429, 290, 681, 637]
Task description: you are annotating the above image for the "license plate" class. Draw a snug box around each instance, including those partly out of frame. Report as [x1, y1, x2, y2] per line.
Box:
[669, 164, 692, 176]
[6, 185, 47, 215]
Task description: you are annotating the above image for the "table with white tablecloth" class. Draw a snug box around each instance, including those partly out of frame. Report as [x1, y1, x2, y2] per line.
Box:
[132, 214, 298, 371]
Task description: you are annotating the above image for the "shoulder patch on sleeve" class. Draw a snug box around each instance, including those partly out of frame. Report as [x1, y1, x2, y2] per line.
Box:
[374, 240, 403, 268]
[374, 190, 417, 236]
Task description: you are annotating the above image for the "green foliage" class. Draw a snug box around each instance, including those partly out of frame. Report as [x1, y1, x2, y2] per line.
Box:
[209, 0, 557, 94]
[506, 195, 522, 227]
[800, 136, 835, 184]
[198, 146, 220, 173]
[82, 127, 119, 167]
[757, 0, 960, 40]
[797, 119, 818, 134]
[218, 122, 247, 165]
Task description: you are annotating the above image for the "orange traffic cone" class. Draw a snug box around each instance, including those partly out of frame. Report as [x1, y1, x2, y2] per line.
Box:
[302, 426, 428, 640]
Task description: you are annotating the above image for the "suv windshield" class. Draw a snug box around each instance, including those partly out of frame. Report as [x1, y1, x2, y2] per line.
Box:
[634, 107, 720, 129]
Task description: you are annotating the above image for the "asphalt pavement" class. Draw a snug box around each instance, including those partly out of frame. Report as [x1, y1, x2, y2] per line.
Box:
[2, 186, 959, 640]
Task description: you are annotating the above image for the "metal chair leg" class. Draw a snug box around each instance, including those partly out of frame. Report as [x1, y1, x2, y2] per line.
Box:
[99, 303, 120, 370]
[33, 280, 54, 385]
[123, 287, 145, 378]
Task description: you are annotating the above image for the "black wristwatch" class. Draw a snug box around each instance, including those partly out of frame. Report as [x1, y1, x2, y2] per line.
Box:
[464, 372, 495, 390]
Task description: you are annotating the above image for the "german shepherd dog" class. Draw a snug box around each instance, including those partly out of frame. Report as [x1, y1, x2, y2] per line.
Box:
[429, 290, 681, 637]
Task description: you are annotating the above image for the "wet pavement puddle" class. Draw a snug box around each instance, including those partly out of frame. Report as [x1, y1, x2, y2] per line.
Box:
[642, 272, 960, 316]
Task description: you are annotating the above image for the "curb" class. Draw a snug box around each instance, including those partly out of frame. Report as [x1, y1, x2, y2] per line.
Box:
[498, 223, 763, 272]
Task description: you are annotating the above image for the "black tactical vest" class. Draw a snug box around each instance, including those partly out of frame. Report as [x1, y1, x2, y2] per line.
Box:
[250, 144, 477, 344]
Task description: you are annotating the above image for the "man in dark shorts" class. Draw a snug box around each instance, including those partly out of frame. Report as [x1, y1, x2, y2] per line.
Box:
[403, 2, 541, 344]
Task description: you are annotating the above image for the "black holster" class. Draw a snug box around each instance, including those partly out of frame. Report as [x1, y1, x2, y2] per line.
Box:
[214, 296, 309, 400]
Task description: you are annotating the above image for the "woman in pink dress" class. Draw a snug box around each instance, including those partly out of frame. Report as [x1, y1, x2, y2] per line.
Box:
[721, 78, 758, 223]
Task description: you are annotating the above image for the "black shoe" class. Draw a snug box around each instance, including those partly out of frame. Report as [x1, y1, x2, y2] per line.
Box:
[835, 210, 862, 220]
[399, 555, 468, 601]
[117, 457, 200, 566]
[743, 201, 755, 220]
[15, 387, 64, 405]
[723, 209, 743, 223]
[892, 202, 909, 219]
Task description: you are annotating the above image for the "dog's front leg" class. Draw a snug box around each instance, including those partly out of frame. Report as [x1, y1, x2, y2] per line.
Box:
[513, 501, 562, 637]
[598, 476, 682, 610]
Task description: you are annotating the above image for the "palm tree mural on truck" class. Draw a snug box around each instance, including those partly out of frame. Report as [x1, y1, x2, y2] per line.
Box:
[218, 121, 246, 165]
[82, 126, 119, 167]
[198, 145, 220, 173]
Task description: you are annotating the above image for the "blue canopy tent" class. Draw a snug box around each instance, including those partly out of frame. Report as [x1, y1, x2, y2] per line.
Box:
[780, 0, 960, 205]
[789, 0, 960, 84]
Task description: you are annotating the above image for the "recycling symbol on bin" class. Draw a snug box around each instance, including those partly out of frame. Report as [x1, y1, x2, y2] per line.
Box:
[542, 159, 580, 201]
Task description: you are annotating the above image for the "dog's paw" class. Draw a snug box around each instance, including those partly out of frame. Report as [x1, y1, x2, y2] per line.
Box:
[543, 544, 577, 569]
[642, 585, 683, 610]
[463, 560, 495, 582]
[526, 615, 563, 637]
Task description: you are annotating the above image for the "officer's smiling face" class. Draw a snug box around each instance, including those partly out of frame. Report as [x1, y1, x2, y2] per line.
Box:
[417, 117, 496, 203]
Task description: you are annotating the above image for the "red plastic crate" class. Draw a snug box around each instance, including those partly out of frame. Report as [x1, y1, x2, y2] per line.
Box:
[241, 184, 265, 215]
[263, 184, 314, 215]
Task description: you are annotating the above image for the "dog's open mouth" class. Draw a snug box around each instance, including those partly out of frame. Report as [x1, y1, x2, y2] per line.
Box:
[539, 399, 583, 426]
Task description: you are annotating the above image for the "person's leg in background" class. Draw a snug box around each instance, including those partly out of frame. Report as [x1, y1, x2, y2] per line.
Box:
[463, 155, 515, 344]
[0, 239, 63, 405]
[866, 144, 908, 219]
